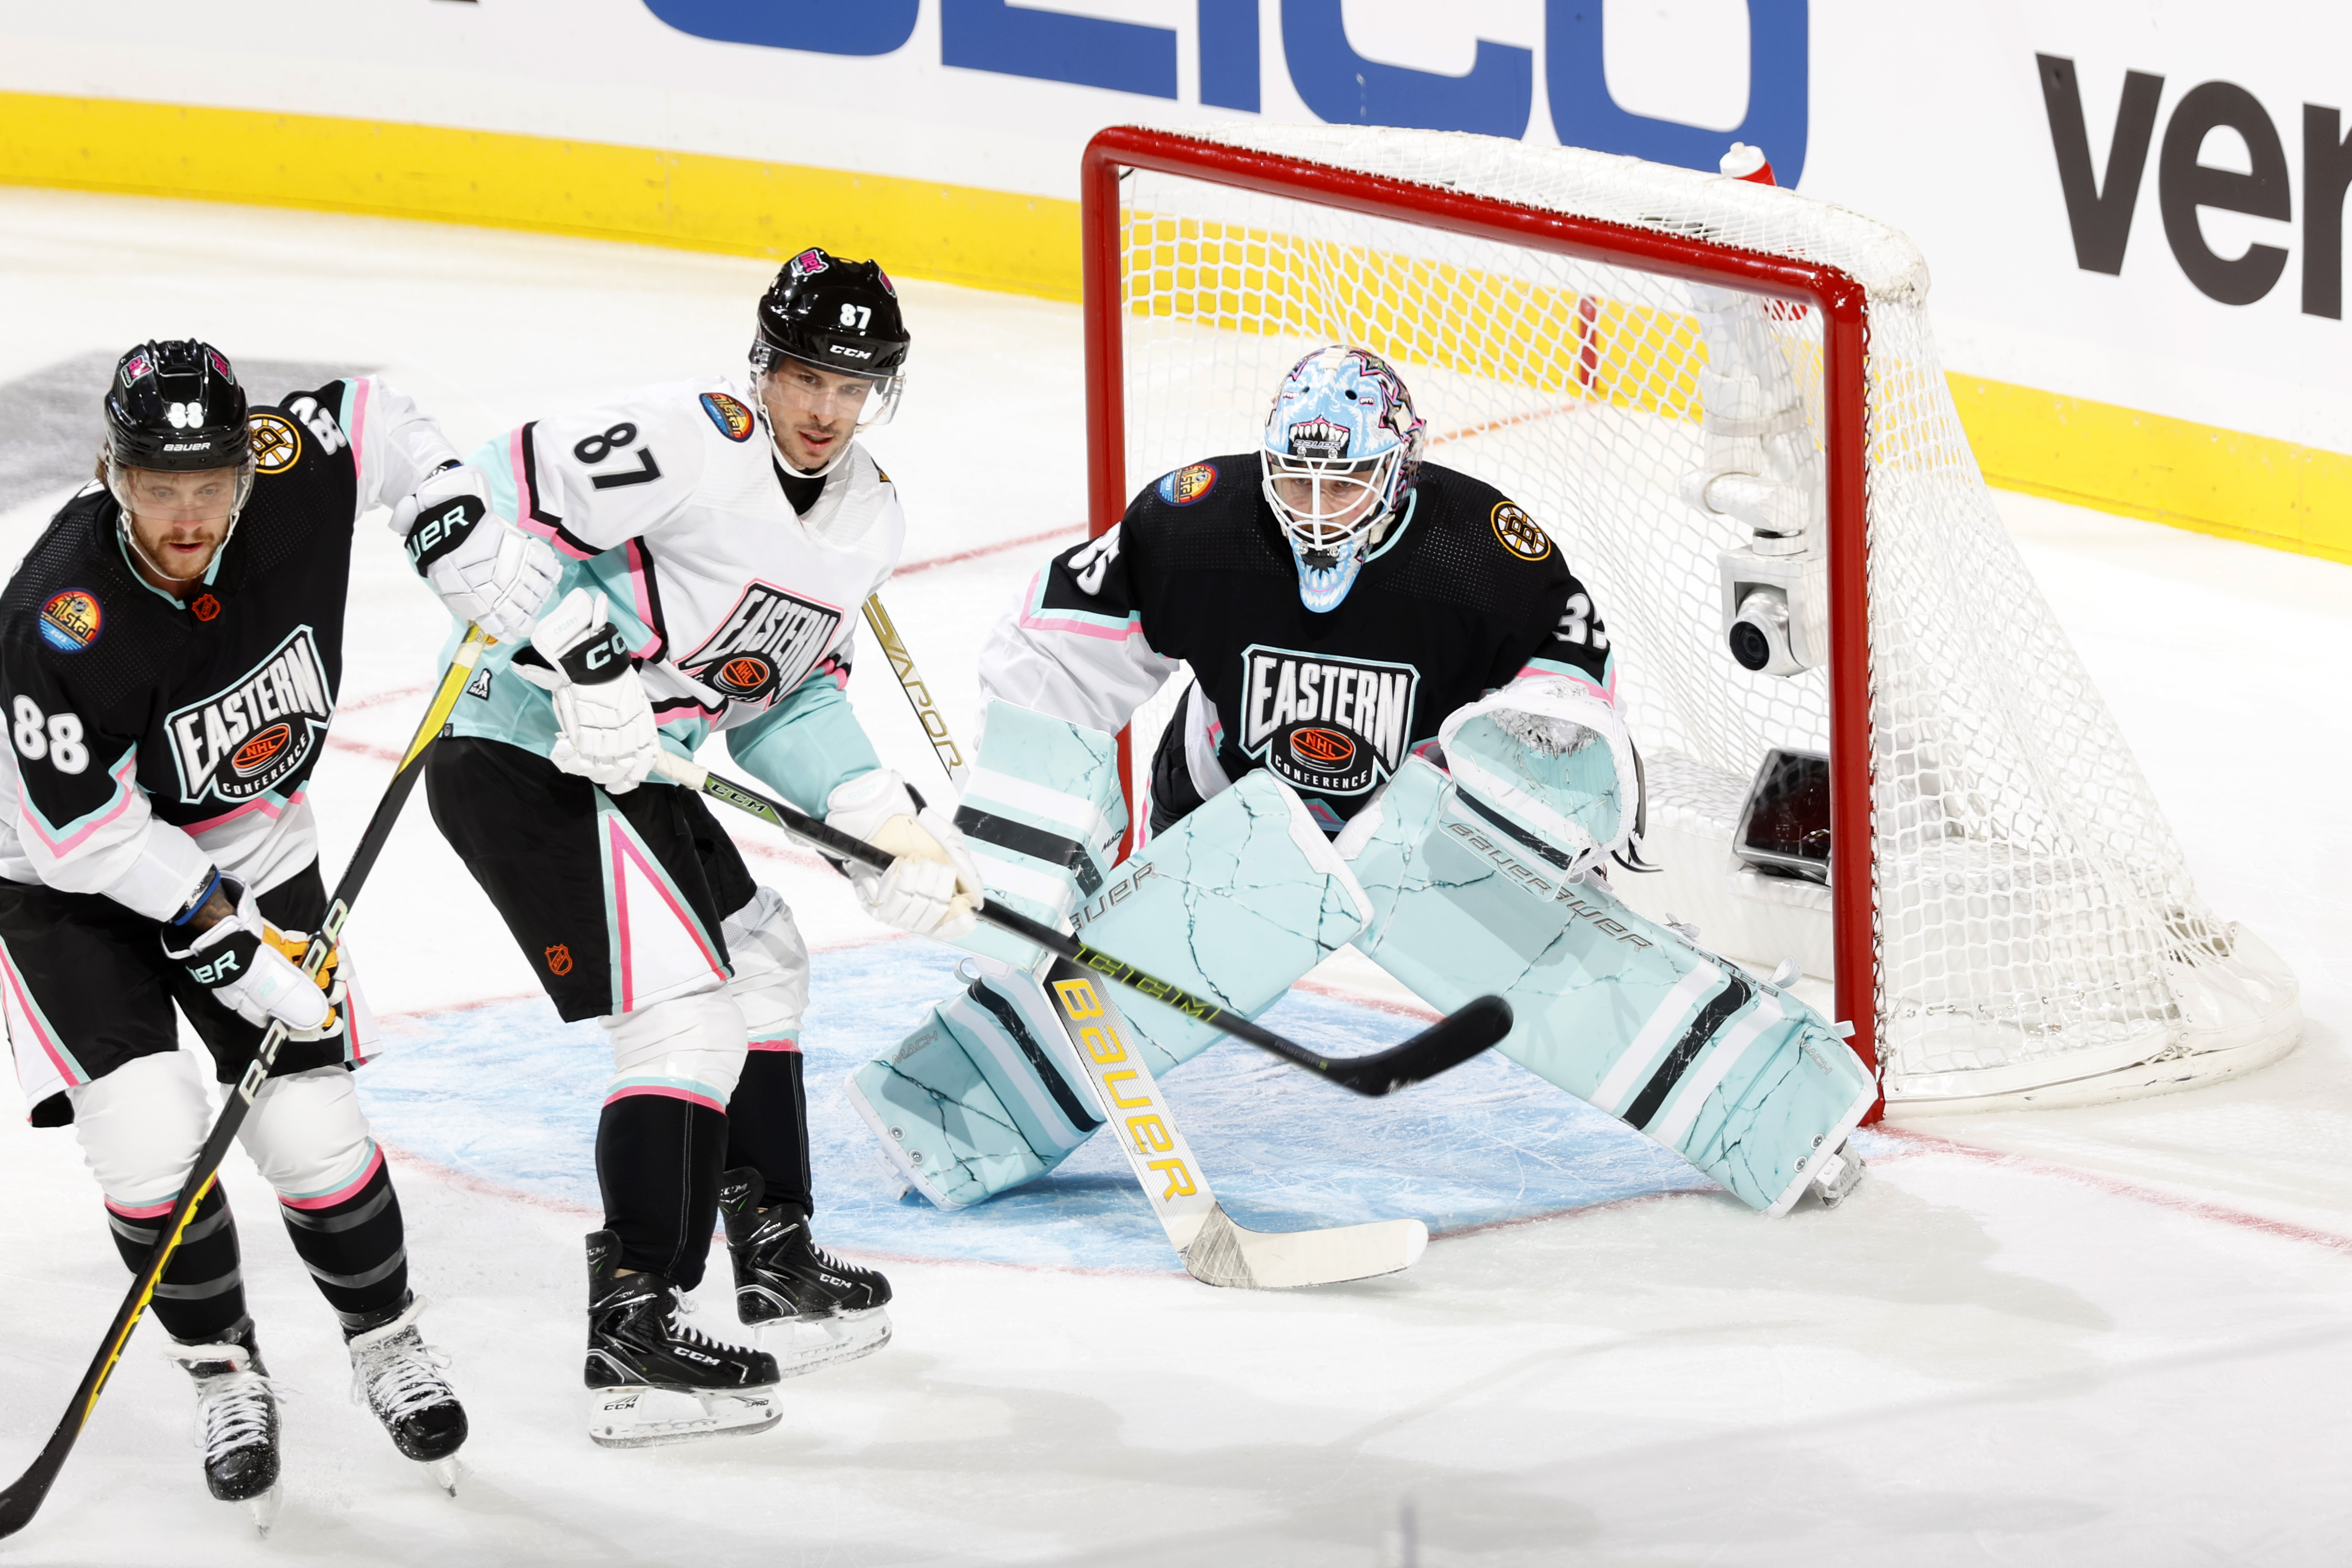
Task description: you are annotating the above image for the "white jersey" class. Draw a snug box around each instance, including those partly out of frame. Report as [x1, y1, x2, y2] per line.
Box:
[460, 376, 905, 806]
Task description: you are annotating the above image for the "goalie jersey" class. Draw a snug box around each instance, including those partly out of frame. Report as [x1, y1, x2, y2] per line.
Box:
[980, 453, 1615, 833]
[0, 379, 458, 920]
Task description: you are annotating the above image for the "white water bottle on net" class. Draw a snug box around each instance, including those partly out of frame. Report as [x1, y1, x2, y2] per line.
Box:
[1085, 123, 2299, 1115]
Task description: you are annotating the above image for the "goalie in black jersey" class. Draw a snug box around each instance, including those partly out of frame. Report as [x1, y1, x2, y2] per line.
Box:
[0, 343, 529, 1520]
[847, 345, 1875, 1230]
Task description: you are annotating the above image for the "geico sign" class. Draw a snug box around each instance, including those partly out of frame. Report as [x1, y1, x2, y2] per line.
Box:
[2040, 54, 2352, 315]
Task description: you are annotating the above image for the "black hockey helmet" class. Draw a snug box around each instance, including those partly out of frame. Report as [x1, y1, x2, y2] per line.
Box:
[751, 248, 910, 385]
[103, 340, 250, 472]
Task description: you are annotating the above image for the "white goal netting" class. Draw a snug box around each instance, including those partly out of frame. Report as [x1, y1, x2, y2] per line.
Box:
[1103, 124, 2298, 1112]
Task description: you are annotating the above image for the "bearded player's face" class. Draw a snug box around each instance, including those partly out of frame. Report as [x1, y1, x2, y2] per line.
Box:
[759, 361, 876, 472]
[122, 465, 238, 584]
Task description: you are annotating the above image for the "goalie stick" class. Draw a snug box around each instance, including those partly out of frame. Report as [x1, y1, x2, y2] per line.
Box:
[648, 750, 1512, 1096]
[862, 597, 1430, 1283]
[0, 627, 492, 1543]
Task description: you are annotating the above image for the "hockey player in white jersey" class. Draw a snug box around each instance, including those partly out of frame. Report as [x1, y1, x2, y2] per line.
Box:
[846, 345, 1875, 1233]
[399, 250, 980, 1445]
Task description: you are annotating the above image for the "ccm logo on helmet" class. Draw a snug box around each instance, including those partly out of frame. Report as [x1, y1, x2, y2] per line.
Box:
[828, 345, 874, 360]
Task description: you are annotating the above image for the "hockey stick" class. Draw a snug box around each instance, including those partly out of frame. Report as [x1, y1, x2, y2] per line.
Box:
[648, 752, 1513, 1096]
[861, 595, 966, 785]
[1036, 955, 1428, 1286]
[0, 626, 492, 1542]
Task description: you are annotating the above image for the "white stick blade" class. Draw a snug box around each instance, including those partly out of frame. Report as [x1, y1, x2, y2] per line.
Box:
[1183, 1205, 1428, 1289]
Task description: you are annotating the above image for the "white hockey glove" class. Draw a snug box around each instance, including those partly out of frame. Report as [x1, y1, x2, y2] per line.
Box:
[390, 464, 561, 642]
[160, 876, 342, 1039]
[825, 770, 984, 941]
[515, 588, 662, 794]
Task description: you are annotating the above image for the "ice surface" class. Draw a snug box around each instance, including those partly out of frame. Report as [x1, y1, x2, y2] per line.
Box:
[0, 191, 2346, 1566]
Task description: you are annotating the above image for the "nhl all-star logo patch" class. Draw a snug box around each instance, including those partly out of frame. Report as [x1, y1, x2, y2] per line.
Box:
[248, 413, 301, 474]
[1238, 643, 1420, 798]
[678, 582, 843, 707]
[1491, 502, 1552, 562]
[166, 625, 334, 806]
[1157, 463, 1217, 506]
[38, 590, 101, 653]
[700, 392, 756, 442]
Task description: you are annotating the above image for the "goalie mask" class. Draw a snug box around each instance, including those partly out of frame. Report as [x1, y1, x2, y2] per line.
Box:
[1259, 346, 1425, 613]
[100, 339, 256, 581]
[750, 248, 910, 477]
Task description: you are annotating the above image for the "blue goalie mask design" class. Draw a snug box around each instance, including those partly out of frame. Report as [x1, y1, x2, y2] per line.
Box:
[1259, 346, 1425, 612]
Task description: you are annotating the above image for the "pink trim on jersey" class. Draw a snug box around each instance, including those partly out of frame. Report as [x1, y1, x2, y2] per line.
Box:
[608, 819, 725, 1015]
[347, 377, 373, 488]
[0, 942, 84, 1089]
[623, 540, 663, 658]
[747, 1037, 802, 1053]
[181, 788, 306, 837]
[278, 1142, 384, 1211]
[511, 426, 595, 561]
[1018, 608, 1148, 643]
[816, 655, 849, 692]
[18, 750, 140, 858]
[603, 1082, 727, 1113]
[1515, 661, 1619, 704]
[105, 1194, 178, 1219]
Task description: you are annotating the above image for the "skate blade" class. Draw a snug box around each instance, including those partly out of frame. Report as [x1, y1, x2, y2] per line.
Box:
[244, 1484, 283, 1537]
[424, 1456, 462, 1496]
[585, 1384, 781, 1448]
[756, 1307, 892, 1379]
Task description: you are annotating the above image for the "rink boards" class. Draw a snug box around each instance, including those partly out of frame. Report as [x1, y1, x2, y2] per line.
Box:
[356, 938, 1745, 1273]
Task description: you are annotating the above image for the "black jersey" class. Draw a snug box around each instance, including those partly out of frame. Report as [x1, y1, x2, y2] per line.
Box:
[996, 454, 1613, 832]
[0, 378, 454, 918]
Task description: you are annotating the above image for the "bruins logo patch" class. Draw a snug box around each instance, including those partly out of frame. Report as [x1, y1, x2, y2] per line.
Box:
[1157, 463, 1218, 506]
[1490, 502, 1551, 561]
[700, 392, 756, 442]
[248, 413, 301, 474]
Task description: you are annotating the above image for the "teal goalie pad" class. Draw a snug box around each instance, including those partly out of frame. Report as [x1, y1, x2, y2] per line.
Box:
[1339, 758, 1876, 1214]
[950, 700, 1128, 970]
[847, 770, 1371, 1207]
[1435, 676, 1639, 876]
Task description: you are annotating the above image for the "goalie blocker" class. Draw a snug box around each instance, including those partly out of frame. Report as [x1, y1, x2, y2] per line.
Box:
[849, 701, 1873, 1218]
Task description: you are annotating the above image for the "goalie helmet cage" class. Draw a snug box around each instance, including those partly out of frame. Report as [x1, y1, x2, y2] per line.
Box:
[1079, 123, 2301, 1117]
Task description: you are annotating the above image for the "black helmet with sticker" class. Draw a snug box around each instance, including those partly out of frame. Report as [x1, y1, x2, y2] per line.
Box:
[103, 340, 250, 473]
[751, 248, 911, 382]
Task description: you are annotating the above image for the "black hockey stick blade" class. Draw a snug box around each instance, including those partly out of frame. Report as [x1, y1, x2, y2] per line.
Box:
[652, 753, 1515, 1097]
[0, 627, 489, 1543]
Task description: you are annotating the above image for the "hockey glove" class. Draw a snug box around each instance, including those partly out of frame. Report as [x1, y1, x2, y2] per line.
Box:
[390, 464, 561, 642]
[825, 769, 984, 941]
[161, 875, 342, 1039]
[516, 587, 662, 794]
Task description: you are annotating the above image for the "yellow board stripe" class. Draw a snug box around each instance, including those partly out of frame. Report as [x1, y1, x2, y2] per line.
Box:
[6, 89, 2346, 565]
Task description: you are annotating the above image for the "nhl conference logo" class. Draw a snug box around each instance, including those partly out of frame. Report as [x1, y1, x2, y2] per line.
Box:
[167, 626, 335, 806]
[1238, 644, 1419, 798]
[678, 582, 843, 707]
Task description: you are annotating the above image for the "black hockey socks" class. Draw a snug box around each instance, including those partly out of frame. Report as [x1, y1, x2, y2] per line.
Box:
[723, 1048, 813, 1223]
[109, 1184, 245, 1344]
[596, 1093, 727, 1290]
[277, 1155, 410, 1329]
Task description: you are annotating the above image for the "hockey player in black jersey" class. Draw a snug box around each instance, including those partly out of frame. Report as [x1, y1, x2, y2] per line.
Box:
[0, 343, 510, 1521]
[849, 345, 1875, 1226]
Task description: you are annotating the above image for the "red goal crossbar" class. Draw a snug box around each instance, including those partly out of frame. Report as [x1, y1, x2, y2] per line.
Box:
[1077, 125, 1880, 1099]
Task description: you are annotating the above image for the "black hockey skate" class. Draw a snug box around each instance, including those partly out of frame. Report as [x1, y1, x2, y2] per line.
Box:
[719, 1167, 893, 1378]
[346, 1292, 468, 1493]
[167, 1317, 282, 1535]
[583, 1229, 780, 1448]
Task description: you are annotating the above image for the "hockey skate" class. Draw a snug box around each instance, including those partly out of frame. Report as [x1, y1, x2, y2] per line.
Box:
[719, 1167, 893, 1378]
[168, 1318, 282, 1536]
[583, 1229, 781, 1448]
[1809, 1139, 1868, 1209]
[346, 1292, 469, 1494]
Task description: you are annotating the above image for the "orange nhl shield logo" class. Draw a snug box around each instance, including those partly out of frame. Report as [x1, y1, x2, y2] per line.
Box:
[191, 593, 222, 622]
[544, 944, 574, 977]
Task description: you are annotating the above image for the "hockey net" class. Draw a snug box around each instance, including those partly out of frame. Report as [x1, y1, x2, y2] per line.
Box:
[1083, 123, 2299, 1115]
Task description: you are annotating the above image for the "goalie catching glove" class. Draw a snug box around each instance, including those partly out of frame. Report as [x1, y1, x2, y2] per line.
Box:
[390, 462, 561, 641]
[515, 587, 663, 794]
[160, 874, 346, 1040]
[825, 770, 984, 941]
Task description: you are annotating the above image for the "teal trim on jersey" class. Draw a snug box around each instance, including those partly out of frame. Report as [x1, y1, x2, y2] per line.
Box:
[1360, 486, 1420, 565]
[16, 741, 138, 847]
[724, 666, 881, 818]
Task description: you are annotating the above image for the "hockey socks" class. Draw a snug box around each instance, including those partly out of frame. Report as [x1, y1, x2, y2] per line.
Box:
[595, 1093, 727, 1290]
[108, 1184, 245, 1345]
[276, 1153, 409, 1328]
[722, 1049, 813, 1221]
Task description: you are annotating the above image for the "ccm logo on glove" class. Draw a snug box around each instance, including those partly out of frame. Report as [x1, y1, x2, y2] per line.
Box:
[405, 497, 484, 575]
[562, 625, 631, 685]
